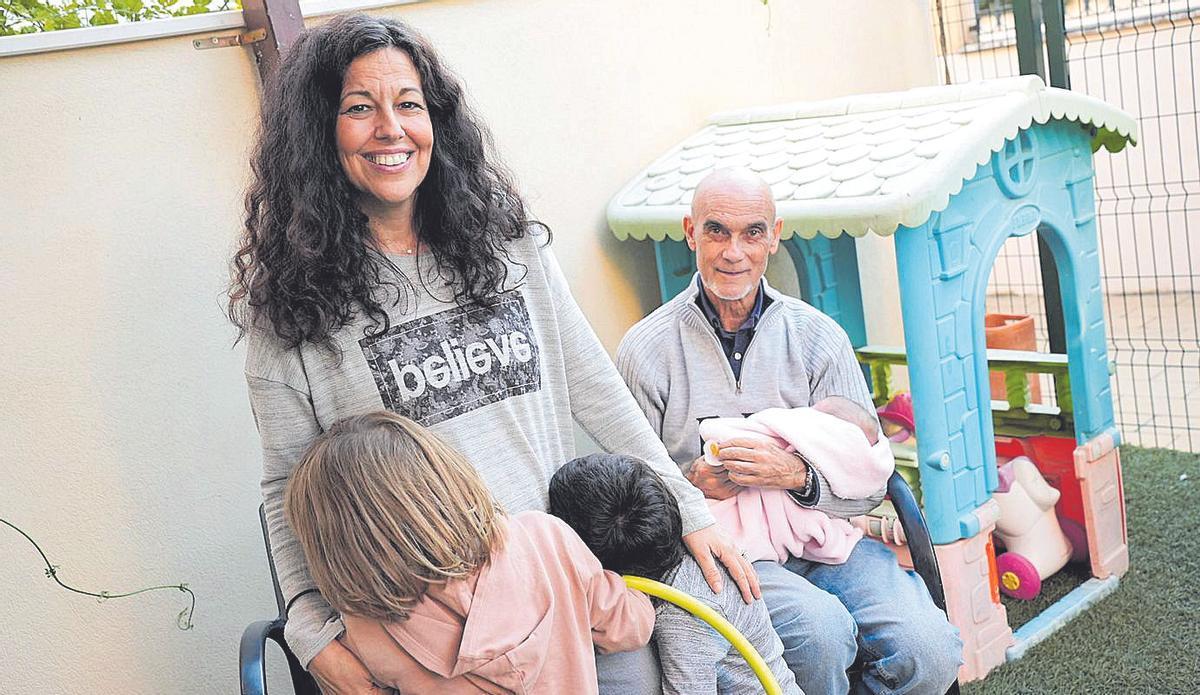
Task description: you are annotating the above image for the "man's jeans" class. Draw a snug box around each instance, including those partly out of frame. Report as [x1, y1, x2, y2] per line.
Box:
[757, 538, 963, 695]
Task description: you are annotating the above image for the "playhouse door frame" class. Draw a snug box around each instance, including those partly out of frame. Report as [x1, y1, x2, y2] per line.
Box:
[893, 121, 1121, 544]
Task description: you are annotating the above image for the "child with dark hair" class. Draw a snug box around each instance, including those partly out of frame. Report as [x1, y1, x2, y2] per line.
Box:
[550, 453, 803, 695]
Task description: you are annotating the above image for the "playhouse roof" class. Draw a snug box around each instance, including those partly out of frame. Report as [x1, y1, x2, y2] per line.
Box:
[607, 76, 1137, 242]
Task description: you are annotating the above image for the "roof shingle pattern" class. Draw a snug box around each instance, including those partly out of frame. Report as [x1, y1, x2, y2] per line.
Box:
[607, 76, 1136, 242]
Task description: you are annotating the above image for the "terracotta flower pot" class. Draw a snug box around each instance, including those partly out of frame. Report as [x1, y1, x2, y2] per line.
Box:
[984, 313, 1042, 404]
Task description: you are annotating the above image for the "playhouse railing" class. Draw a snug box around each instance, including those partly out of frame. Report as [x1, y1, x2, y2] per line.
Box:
[857, 345, 1075, 439]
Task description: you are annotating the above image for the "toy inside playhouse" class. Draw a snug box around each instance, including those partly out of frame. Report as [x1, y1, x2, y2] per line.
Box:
[606, 76, 1137, 683]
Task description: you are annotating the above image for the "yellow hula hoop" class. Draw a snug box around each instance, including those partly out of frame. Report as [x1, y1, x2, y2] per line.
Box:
[623, 575, 782, 695]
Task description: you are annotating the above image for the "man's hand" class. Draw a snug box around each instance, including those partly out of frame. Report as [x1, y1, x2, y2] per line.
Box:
[682, 525, 761, 604]
[309, 639, 389, 695]
[716, 438, 806, 490]
[685, 456, 742, 500]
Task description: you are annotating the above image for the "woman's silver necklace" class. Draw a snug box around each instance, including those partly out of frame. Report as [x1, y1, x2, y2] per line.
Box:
[371, 226, 418, 255]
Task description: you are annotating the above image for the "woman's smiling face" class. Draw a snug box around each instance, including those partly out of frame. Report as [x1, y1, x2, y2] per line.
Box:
[335, 47, 434, 222]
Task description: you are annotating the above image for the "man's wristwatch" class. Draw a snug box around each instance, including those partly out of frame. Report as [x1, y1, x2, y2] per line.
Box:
[787, 453, 820, 507]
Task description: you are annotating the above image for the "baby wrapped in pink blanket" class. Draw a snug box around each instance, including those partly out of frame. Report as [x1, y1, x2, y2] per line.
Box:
[699, 398, 894, 565]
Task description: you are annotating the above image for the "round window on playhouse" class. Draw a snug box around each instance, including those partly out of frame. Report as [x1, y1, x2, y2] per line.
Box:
[993, 129, 1038, 198]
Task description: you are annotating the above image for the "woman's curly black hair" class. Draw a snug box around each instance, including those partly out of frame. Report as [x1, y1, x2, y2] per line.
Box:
[229, 13, 542, 348]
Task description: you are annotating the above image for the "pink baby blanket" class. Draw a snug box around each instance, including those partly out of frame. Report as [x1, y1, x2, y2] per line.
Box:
[699, 407, 894, 564]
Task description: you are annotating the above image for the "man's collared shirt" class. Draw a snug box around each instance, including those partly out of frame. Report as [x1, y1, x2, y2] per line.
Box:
[694, 279, 772, 382]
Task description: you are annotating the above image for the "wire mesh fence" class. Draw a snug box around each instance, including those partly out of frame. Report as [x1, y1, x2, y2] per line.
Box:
[931, 0, 1199, 452]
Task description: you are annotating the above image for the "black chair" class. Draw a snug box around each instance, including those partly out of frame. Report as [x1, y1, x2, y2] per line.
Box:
[240, 473, 956, 695]
[240, 506, 320, 695]
[886, 470, 948, 614]
[886, 470, 959, 695]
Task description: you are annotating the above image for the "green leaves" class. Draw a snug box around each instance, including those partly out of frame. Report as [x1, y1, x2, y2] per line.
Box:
[0, 0, 241, 36]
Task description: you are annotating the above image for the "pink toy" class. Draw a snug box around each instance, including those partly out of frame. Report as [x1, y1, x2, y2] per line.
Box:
[991, 456, 1074, 600]
[995, 436, 1090, 564]
[876, 392, 916, 443]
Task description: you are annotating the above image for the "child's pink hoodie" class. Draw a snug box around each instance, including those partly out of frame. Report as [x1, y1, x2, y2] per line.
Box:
[340, 510, 653, 695]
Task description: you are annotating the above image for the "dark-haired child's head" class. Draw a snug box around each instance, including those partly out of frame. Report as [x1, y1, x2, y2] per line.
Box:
[548, 453, 685, 582]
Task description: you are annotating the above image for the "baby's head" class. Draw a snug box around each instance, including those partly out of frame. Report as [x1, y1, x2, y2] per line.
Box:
[284, 411, 503, 621]
[549, 453, 685, 582]
[812, 395, 880, 446]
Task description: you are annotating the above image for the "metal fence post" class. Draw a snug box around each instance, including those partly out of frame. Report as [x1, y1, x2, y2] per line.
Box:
[1035, 236, 1067, 354]
[1013, 0, 1068, 354]
[1037, 0, 1068, 354]
[1012, 0, 1046, 79]
[1042, 0, 1071, 89]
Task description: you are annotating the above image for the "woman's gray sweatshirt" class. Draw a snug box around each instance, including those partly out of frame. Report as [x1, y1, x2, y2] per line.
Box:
[244, 235, 714, 666]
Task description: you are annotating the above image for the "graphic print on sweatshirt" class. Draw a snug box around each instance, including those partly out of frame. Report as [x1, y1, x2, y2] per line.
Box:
[359, 292, 542, 426]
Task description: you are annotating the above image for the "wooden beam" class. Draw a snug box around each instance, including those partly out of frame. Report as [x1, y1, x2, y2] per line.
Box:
[241, 0, 304, 80]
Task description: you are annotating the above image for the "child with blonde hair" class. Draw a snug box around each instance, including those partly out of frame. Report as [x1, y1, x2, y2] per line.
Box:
[284, 411, 654, 694]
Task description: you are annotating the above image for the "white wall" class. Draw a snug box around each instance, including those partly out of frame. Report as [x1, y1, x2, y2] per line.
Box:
[385, 0, 935, 350]
[0, 23, 271, 695]
[0, 2, 935, 692]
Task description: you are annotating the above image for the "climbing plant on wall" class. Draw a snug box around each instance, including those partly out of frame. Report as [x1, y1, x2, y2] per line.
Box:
[1, 517, 196, 629]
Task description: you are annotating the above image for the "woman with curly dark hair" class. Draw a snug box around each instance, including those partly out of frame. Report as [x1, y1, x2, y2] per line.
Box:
[229, 13, 757, 694]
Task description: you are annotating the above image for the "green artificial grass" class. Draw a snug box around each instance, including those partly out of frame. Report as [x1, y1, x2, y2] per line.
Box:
[962, 445, 1200, 694]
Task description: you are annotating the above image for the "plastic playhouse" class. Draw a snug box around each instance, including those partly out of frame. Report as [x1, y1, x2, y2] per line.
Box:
[606, 76, 1136, 683]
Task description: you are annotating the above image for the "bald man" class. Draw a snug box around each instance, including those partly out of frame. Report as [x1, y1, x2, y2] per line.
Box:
[617, 169, 961, 694]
